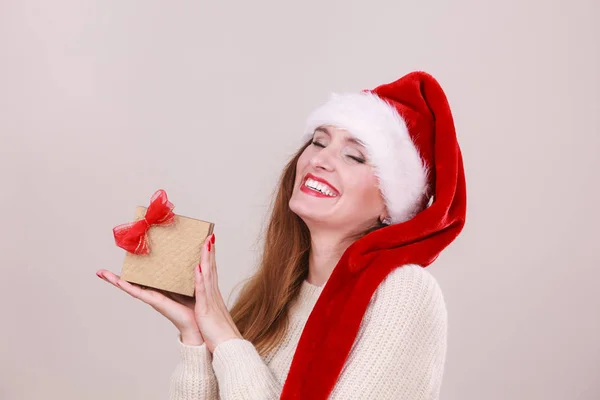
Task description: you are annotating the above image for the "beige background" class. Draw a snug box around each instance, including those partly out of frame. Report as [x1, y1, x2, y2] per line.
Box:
[1, 0, 598, 399]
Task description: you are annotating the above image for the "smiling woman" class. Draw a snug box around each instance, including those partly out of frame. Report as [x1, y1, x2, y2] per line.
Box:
[289, 125, 390, 239]
[164, 71, 467, 399]
[107, 71, 466, 400]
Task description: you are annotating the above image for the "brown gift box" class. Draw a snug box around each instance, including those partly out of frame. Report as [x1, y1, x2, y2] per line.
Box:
[118, 205, 214, 297]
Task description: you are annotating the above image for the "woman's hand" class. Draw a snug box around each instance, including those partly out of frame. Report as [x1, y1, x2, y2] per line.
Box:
[95, 270, 204, 346]
[194, 233, 243, 353]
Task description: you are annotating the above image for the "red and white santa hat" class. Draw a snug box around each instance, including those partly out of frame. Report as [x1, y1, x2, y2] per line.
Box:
[301, 71, 461, 226]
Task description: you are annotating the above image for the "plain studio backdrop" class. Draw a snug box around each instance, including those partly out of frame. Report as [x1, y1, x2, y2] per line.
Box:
[1, 0, 598, 399]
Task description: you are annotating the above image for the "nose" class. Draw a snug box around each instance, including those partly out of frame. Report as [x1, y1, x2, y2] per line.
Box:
[309, 144, 336, 171]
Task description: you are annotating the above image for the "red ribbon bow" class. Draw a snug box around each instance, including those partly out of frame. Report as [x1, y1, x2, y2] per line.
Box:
[113, 189, 176, 255]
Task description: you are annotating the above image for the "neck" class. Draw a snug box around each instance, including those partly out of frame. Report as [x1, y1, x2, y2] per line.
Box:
[306, 229, 354, 287]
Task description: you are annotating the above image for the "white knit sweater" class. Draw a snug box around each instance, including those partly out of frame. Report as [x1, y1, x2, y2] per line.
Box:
[168, 264, 447, 400]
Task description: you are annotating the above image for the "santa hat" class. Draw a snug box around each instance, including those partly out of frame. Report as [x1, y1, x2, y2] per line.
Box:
[301, 72, 454, 225]
[281, 71, 467, 398]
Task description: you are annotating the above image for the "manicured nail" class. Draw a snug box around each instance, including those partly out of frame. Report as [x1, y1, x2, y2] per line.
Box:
[96, 271, 104, 279]
[211, 233, 215, 244]
[208, 242, 212, 251]
[198, 264, 202, 273]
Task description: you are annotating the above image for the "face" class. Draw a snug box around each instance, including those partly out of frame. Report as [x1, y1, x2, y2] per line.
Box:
[289, 125, 388, 236]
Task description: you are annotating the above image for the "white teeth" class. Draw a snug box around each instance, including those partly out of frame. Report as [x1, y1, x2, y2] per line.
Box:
[304, 178, 337, 197]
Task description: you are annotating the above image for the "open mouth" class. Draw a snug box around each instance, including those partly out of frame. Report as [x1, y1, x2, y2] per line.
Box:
[301, 173, 340, 197]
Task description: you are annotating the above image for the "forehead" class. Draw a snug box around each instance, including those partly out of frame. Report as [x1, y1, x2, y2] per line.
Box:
[314, 126, 366, 147]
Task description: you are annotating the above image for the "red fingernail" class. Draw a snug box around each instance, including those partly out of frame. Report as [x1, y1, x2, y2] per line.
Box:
[198, 264, 202, 273]
[208, 242, 212, 251]
[96, 271, 104, 279]
[211, 234, 215, 244]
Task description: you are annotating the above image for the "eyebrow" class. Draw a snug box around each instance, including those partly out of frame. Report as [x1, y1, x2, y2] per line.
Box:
[314, 127, 366, 147]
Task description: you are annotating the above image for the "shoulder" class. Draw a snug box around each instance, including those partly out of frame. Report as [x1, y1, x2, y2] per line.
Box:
[366, 264, 447, 328]
[335, 264, 448, 398]
[374, 263, 445, 301]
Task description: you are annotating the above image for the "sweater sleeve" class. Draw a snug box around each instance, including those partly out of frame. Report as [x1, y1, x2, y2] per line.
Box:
[209, 264, 447, 400]
[168, 334, 219, 400]
[211, 338, 281, 399]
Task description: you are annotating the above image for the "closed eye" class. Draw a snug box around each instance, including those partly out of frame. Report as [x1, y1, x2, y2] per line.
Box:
[311, 141, 366, 164]
[349, 156, 366, 163]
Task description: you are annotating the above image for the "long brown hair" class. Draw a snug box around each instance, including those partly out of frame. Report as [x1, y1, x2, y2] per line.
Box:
[228, 139, 385, 358]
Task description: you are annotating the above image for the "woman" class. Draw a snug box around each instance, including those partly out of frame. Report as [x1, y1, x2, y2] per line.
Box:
[97, 71, 467, 399]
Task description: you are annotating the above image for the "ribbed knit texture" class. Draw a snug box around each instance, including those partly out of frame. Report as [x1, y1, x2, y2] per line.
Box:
[168, 264, 447, 400]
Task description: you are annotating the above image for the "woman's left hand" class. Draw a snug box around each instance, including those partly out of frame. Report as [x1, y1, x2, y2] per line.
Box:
[194, 233, 243, 353]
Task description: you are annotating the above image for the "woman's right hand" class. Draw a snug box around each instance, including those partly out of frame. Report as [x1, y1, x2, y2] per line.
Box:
[96, 269, 205, 346]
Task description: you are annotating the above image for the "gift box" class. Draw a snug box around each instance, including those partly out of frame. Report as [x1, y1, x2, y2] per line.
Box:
[113, 189, 214, 297]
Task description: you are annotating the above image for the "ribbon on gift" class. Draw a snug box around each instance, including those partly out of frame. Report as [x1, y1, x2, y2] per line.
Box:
[113, 189, 176, 255]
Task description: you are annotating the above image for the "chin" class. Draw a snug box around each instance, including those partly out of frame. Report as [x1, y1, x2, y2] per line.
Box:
[289, 197, 310, 219]
[289, 198, 326, 224]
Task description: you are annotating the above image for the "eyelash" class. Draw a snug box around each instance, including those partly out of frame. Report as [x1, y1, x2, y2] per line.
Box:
[311, 141, 366, 164]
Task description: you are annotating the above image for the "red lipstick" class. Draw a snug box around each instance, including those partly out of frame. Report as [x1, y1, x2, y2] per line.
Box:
[301, 173, 340, 197]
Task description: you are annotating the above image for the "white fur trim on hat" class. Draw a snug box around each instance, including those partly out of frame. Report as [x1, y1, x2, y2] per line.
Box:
[302, 91, 430, 224]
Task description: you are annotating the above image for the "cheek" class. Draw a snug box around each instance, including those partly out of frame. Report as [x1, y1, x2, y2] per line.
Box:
[345, 173, 383, 208]
[297, 151, 310, 169]
[294, 151, 311, 185]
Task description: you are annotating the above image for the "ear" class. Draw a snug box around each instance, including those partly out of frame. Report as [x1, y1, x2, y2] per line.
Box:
[379, 214, 392, 225]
